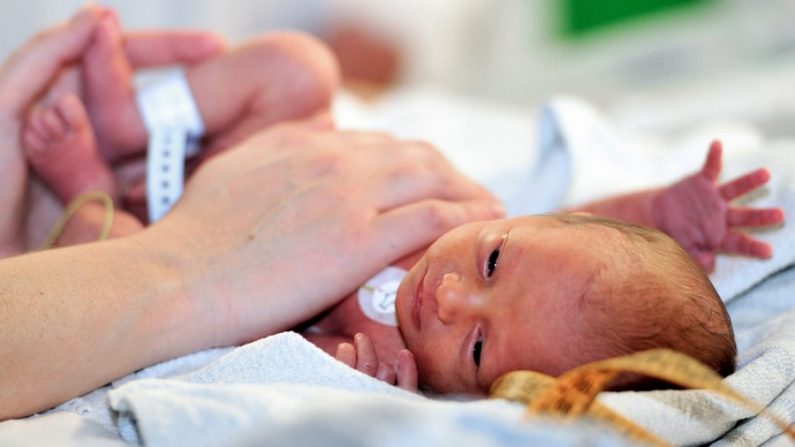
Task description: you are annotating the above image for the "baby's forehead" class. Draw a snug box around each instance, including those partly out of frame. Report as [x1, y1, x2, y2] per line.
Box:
[508, 215, 630, 246]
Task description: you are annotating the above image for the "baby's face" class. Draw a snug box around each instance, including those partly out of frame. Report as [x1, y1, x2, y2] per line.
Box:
[395, 215, 621, 395]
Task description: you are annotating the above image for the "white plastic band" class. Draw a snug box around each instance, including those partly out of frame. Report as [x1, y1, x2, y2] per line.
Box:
[136, 69, 205, 222]
[145, 128, 187, 223]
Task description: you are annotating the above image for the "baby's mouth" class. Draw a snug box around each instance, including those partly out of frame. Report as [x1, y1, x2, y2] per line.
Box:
[412, 264, 428, 332]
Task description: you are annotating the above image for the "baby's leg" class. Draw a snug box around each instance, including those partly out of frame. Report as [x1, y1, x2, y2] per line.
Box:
[186, 32, 339, 158]
[23, 94, 116, 203]
[82, 25, 338, 162]
[82, 12, 144, 162]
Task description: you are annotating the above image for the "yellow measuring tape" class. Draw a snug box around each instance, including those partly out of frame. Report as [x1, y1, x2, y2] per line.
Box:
[40, 191, 115, 250]
[489, 349, 795, 446]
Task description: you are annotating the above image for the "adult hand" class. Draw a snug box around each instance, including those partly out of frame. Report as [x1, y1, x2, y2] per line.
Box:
[0, 114, 497, 419]
[652, 140, 785, 271]
[0, 6, 101, 256]
[155, 116, 504, 345]
[0, 5, 226, 257]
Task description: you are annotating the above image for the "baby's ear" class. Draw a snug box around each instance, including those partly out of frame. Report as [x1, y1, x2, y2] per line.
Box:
[568, 211, 593, 217]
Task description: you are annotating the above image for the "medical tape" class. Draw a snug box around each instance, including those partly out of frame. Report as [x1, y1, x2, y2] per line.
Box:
[135, 70, 205, 222]
[489, 349, 795, 446]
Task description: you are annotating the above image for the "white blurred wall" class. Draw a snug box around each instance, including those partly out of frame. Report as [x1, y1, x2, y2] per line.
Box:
[3, 0, 795, 113]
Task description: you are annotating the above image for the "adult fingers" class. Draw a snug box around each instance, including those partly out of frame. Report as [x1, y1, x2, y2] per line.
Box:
[243, 113, 335, 146]
[366, 141, 495, 209]
[719, 231, 773, 258]
[727, 207, 785, 228]
[719, 168, 770, 201]
[372, 198, 505, 256]
[0, 5, 103, 116]
[396, 349, 418, 392]
[273, 112, 335, 133]
[700, 140, 722, 182]
[353, 333, 377, 376]
[123, 30, 227, 68]
[335, 342, 356, 369]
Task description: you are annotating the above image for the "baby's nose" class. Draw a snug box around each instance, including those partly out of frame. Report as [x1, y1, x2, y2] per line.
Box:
[434, 272, 476, 324]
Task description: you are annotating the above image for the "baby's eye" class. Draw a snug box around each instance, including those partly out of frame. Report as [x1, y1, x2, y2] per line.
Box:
[486, 249, 500, 278]
[472, 334, 483, 368]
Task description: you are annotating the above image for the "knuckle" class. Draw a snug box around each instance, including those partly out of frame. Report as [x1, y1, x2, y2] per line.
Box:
[408, 139, 438, 154]
[359, 361, 376, 374]
[305, 148, 346, 177]
[421, 201, 456, 232]
[412, 141, 447, 164]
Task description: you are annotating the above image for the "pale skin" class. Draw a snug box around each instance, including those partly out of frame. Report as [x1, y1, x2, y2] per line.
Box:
[0, 11, 504, 420]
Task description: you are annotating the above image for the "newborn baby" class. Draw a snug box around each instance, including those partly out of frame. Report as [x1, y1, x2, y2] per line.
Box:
[303, 143, 784, 394]
[303, 213, 736, 394]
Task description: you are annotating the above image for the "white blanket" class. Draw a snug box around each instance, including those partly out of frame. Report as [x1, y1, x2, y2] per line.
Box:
[2, 93, 794, 447]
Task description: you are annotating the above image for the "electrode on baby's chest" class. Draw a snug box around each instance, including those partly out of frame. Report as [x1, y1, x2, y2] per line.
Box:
[358, 266, 406, 327]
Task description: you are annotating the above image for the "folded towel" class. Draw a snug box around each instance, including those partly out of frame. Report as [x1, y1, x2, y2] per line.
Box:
[108, 292, 795, 446]
[109, 332, 632, 447]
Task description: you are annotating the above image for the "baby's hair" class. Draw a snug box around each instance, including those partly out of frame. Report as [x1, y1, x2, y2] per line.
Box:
[550, 214, 736, 389]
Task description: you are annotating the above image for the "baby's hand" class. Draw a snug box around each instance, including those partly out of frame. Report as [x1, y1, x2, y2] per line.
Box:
[653, 140, 785, 272]
[335, 333, 418, 392]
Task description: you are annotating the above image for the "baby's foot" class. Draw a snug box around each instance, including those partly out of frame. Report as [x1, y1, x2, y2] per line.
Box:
[82, 12, 147, 161]
[23, 94, 116, 203]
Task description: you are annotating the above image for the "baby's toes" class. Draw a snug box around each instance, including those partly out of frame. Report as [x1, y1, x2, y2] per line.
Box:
[27, 109, 53, 142]
[22, 125, 47, 155]
[55, 94, 91, 134]
[42, 108, 67, 141]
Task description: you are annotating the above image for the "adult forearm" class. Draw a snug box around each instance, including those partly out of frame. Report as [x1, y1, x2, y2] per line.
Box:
[0, 229, 207, 420]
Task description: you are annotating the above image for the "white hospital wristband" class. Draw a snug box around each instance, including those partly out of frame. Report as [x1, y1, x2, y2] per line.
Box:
[136, 69, 205, 222]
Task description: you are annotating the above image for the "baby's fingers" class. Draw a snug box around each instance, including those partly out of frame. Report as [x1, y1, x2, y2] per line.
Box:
[335, 342, 356, 369]
[720, 231, 772, 258]
[719, 169, 770, 201]
[396, 349, 418, 392]
[353, 333, 378, 376]
[375, 361, 396, 384]
[727, 207, 785, 228]
[700, 140, 723, 182]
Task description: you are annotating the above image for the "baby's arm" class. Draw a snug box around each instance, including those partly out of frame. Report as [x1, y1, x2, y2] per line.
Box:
[573, 141, 785, 271]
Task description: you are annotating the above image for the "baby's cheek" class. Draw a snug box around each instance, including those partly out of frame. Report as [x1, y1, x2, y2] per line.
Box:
[410, 347, 448, 393]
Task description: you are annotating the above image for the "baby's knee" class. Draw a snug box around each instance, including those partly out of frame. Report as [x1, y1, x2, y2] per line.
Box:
[239, 32, 339, 114]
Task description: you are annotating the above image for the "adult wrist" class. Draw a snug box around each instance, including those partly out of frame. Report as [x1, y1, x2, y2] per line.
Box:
[131, 218, 227, 354]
